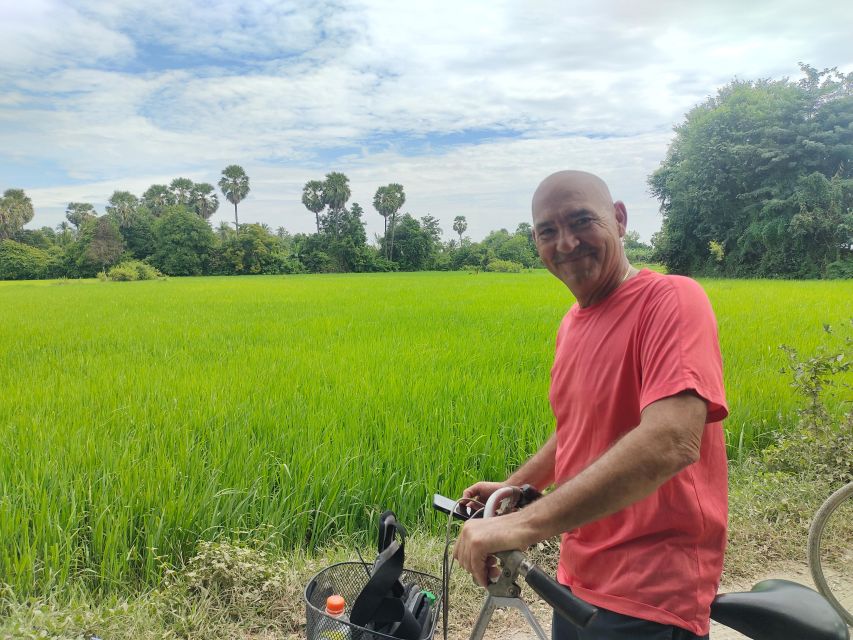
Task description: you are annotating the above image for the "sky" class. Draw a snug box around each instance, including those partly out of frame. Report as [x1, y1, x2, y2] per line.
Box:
[1, 0, 852, 243]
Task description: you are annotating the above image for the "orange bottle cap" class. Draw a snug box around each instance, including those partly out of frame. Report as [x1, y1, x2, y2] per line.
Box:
[326, 594, 346, 615]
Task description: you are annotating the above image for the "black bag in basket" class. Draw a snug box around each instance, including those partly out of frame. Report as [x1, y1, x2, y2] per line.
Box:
[350, 511, 433, 640]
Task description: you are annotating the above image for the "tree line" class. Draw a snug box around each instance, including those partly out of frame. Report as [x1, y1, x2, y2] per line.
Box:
[3, 63, 850, 281]
[0, 166, 541, 280]
[650, 64, 853, 279]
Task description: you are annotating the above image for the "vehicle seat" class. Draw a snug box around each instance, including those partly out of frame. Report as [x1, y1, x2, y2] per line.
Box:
[711, 579, 849, 640]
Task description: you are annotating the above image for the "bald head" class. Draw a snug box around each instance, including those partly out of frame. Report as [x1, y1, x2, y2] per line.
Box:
[529, 170, 630, 306]
[532, 171, 614, 219]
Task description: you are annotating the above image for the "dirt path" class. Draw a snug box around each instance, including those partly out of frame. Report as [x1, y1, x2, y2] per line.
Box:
[453, 561, 851, 640]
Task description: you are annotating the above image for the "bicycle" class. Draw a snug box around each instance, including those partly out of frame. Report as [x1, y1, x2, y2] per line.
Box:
[435, 487, 850, 640]
[809, 480, 853, 627]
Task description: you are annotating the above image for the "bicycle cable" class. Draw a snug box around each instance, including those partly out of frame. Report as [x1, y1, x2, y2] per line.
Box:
[442, 497, 484, 640]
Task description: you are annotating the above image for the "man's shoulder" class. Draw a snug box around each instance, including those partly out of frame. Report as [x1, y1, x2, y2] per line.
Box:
[638, 271, 709, 303]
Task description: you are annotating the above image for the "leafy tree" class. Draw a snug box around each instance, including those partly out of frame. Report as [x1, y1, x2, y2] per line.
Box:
[141, 184, 175, 216]
[150, 206, 215, 276]
[65, 202, 96, 230]
[17, 227, 55, 250]
[373, 183, 406, 259]
[64, 216, 123, 276]
[381, 214, 435, 270]
[650, 64, 853, 277]
[218, 165, 250, 229]
[105, 191, 140, 227]
[452, 215, 468, 244]
[0, 189, 35, 240]
[190, 182, 219, 220]
[118, 208, 156, 260]
[623, 230, 653, 263]
[302, 180, 326, 233]
[86, 216, 124, 273]
[0, 239, 54, 280]
[212, 224, 298, 275]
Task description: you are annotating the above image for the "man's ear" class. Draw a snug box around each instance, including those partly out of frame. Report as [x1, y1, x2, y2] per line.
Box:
[614, 201, 628, 237]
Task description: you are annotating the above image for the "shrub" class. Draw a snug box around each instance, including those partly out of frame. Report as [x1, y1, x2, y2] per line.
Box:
[0, 239, 51, 280]
[485, 259, 523, 273]
[826, 258, 853, 279]
[106, 260, 164, 281]
[762, 321, 853, 485]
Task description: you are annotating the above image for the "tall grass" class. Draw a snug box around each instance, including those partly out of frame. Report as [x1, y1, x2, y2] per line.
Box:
[0, 272, 850, 596]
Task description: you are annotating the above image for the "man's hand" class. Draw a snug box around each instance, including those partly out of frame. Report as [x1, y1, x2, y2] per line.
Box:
[453, 510, 535, 587]
[459, 481, 510, 514]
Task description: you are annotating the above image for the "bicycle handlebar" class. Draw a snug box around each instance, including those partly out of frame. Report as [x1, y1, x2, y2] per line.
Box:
[495, 550, 597, 628]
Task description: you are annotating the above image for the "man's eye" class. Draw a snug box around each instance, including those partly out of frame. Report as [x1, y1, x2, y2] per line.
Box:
[572, 217, 592, 228]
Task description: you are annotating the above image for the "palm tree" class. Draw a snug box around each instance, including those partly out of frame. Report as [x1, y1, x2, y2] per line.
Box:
[216, 220, 232, 239]
[218, 165, 250, 229]
[190, 183, 219, 220]
[55, 220, 74, 246]
[322, 172, 351, 236]
[106, 191, 139, 227]
[169, 178, 195, 205]
[322, 172, 351, 213]
[302, 180, 325, 233]
[373, 183, 405, 259]
[453, 215, 468, 244]
[142, 184, 174, 216]
[0, 188, 34, 239]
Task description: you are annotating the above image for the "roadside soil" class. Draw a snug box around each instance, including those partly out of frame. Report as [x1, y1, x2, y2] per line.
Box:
[446, 561, 851, 640]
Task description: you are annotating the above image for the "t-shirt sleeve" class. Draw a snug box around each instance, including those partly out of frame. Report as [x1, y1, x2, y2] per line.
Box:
[637, 277, 728, 423]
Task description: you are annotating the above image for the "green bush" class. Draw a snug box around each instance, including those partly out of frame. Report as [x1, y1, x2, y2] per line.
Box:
[0, 239, 52, 280]
[762, 322, 853, 485]
[106, 260, 164, 281]
[485, 259, 523, 273]
[826, 257, 853, 279]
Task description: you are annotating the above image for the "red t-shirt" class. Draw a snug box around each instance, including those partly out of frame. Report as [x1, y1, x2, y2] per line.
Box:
[551, 269, 728, 635]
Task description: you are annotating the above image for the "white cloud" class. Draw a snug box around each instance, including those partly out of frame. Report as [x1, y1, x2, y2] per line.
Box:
[3, 0, 853, 243]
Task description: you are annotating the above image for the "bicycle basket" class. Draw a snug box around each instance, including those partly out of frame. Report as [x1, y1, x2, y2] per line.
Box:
[305, 562, 442, 640]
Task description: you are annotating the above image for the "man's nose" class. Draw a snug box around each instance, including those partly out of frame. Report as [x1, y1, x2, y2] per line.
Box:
[556, 228, 579, 253]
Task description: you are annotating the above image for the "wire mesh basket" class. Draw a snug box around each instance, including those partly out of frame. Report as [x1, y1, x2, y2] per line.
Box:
[305, 561, 443, 640]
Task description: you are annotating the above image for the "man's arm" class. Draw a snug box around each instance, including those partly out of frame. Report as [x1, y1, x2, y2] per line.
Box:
[453, 392, 707, 586]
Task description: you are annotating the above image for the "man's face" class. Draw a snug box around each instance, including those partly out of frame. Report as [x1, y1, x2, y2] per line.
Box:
[532, 178, 626, 298]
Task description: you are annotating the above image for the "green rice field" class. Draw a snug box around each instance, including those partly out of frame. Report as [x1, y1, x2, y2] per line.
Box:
[1, 271, 851, 596]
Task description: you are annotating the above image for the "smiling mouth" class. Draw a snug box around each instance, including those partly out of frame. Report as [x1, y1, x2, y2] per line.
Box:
[555, 252, 594, 264]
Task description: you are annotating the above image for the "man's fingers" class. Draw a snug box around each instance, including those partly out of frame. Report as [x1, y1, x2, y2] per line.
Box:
[487, 555, 500, 583]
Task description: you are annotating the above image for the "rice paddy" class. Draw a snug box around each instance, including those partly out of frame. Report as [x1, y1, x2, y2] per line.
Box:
[0, 271, 851, 597]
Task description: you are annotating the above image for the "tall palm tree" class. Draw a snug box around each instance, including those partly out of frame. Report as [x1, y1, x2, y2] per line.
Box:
[0, 188, 34, 239]
[106, 191, 139, 227]
[322, 172, 351, 236]
[373, 183, 405, 259]
[142, 184, 174, 216]
[218, 165, 250, 229]
[453, 215, 468, 244]
[169, 178, 195, 205]
[190, 183, 219, 220]
[216, 220, 232, 239]
[322, 172, 351, 213]
[302, 180, 325, 233]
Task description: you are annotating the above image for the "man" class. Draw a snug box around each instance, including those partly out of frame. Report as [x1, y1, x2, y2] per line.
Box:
[453, 171, 728, 640]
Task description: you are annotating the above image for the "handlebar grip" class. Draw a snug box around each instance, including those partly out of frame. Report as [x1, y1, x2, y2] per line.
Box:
[524, 565, 597, 629]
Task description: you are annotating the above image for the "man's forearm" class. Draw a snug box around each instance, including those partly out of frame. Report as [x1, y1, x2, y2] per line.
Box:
[509, 395, 706, 546]
[507, 432, 557, 490]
